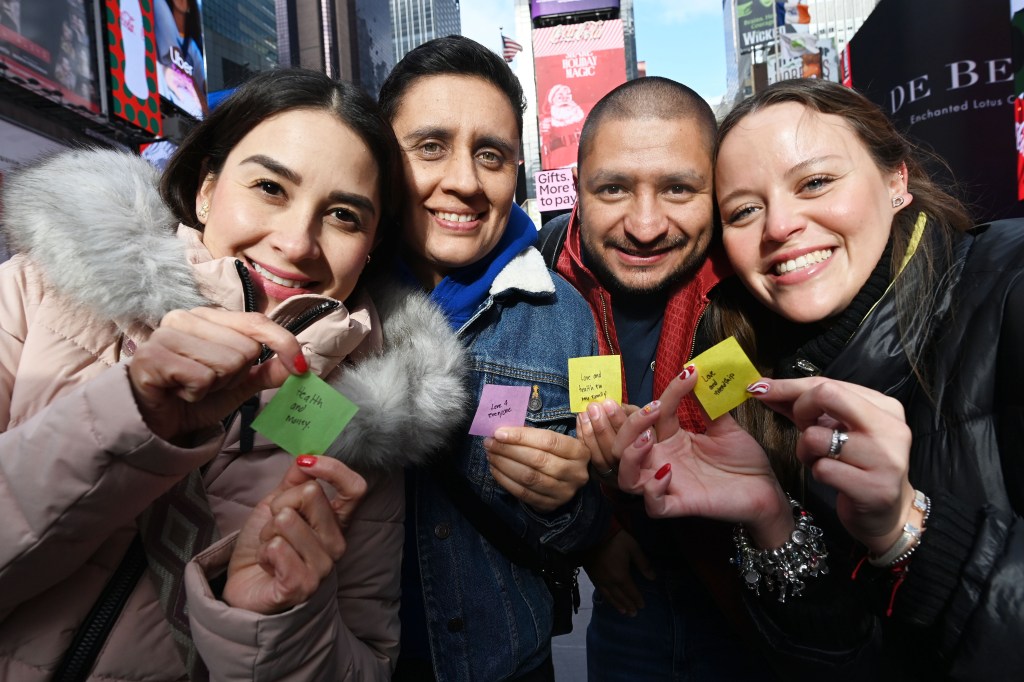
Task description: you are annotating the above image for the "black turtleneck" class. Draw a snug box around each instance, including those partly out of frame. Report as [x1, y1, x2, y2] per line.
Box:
[775, 238, 895, 378]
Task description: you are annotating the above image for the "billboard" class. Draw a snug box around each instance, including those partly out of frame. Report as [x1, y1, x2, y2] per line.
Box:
[104, 0, 162, 136]
[0, 0, 101, 113]
[533, 19, 627, 170]
[154, 0, 206, 118]
[846, 0, 1019, 221]
[736, 0, 776, 52]
[530, 1, 619, 20]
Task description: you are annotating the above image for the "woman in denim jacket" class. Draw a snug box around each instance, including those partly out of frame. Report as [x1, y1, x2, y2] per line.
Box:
[378, 36, 609, 681]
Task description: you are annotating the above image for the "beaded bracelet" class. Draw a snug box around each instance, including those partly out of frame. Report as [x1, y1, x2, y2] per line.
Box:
[868, 490, 931, 568]
[731, 497, 829, 603]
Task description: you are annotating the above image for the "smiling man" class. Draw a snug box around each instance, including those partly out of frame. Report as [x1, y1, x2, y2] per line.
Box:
[538, 77, 770, 681]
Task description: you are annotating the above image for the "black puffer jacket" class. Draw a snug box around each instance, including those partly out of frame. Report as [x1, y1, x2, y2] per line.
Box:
[747, 219, 1024, 681]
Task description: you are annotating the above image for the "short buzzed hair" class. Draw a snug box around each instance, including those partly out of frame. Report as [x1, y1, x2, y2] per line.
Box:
[577, 76, 717, 168]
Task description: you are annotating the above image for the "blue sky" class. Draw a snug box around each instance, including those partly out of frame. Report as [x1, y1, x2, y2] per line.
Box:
[460, 1, 728, 105]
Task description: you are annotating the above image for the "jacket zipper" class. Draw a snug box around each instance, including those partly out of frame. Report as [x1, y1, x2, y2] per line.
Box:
[597, 292, 617, 353]
[53, 537, 148, 682]
[688, 303, 709, 363]
[234, 260, 341, 361]
[232, 261, 341, 445]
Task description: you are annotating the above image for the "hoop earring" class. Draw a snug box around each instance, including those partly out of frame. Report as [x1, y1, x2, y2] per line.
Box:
[892, 195, 905, 208]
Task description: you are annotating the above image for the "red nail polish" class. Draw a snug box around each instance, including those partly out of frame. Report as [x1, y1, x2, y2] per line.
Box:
[746, 381, 770, 395]
[642, 400, 660, 414]
[635, 429, 652, 447]
[294, 353, 309, 374]
[654, 463, 671, 480]
[297, 455, 317, 467]
[678, 364, 696, 381]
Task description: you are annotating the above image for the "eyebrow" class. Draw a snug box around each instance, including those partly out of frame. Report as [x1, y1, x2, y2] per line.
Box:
[401, 126, 517, 159]
[587, 169, 707, 187]
[717, 155, 841, 207]
[241, 154, 301, 184]
[242, 154, 376, 218]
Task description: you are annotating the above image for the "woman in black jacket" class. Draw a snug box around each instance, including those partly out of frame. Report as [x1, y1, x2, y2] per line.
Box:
[612, 79, 1024, 680]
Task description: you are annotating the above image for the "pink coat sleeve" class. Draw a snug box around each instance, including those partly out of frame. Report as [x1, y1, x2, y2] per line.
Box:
[185, 471, 404, 682]
[0, 364, 223, 612]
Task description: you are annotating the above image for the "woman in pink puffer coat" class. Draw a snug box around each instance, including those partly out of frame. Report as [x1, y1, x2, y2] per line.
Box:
[0, 70, 467, 681]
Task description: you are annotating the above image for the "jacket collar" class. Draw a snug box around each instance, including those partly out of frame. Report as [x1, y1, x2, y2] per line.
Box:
[489, 246, 557, 299]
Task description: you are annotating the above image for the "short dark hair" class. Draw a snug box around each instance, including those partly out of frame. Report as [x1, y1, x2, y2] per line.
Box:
[578, 76, 717, 168]
[161, 68, 402, 276]
[378, 35, 526, 138]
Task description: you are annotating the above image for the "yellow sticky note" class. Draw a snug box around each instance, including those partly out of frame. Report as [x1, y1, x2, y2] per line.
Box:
[689, 337, 762, 420]
[569, 355, 622, 413]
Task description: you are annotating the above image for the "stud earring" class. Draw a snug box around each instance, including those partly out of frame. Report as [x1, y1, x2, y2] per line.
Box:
[197, 200, 209, 222]
[366, 254, 372, 264]
[892, 195, 905, 208]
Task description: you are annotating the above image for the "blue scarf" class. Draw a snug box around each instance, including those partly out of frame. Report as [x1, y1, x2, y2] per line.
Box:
[401, 203, 538, 330]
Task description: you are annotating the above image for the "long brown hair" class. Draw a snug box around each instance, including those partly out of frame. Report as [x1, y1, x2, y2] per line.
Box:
[709, 79, 973, 485]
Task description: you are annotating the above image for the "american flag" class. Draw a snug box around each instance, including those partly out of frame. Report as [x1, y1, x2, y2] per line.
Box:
[501, 34, 523, 62]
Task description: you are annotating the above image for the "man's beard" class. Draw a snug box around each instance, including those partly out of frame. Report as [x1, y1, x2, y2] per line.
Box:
[579, 218, 711, 300]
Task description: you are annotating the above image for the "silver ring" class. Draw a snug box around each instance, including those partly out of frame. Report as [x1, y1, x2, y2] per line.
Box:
[595, 465, 617, 479]
[827, 429, 849, 459]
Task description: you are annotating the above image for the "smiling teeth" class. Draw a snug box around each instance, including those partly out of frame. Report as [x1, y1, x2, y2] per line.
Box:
[253, 262, 304, 288]
[775, 249, 833, 275]
[435, 211, 479, 222]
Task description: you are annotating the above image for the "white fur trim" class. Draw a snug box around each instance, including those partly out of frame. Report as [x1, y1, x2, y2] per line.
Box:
[489, 246, 556, 297]
[1, 148, 207, 327]
[323, 281, 470, 469]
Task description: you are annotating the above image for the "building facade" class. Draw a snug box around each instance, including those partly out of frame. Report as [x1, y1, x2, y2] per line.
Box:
[204, 0, 278, 94]
[720, 0, 880, 113]
[391, 0, 461, 62]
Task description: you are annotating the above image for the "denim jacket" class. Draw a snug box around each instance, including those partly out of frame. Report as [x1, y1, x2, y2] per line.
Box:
[409, 247, 608, 681]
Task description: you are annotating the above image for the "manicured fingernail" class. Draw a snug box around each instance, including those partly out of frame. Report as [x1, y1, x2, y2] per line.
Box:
[634, 429, 652, 447]
[746, 381, 770, 395]
[297, 455, 317, 467]
[294, 353, 309, 374]
[654, 462, 671, 480]
[642, 400, 660, 414]
[679, 364, 696, 380]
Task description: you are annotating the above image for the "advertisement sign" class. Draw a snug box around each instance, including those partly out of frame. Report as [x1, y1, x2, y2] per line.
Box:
[769, 36, 838, 85]
[154, 0, 206, 118]
[1012, 0, 1024, 200]
[535, 168, 576, 211]
[533, 19, 626, 170]
[530, 0, 619, 20]
[846, 0, 1018, 221]
[736, 0, 776, 52]
[104, 0, 162, 136]
[0, 0, 101, 113]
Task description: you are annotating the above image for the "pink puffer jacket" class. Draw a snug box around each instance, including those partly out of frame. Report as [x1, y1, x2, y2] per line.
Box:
[0, 150, 468, 681]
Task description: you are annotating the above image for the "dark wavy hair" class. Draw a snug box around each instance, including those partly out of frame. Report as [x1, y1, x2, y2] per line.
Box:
[160, 68, 402, 278]
[709, 79, 973, 486]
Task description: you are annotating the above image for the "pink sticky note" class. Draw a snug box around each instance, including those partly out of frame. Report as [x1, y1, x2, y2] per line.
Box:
[468, 384, 532, 437]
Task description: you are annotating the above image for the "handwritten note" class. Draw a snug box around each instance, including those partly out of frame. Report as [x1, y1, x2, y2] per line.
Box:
[251, 373, 358, 455]
[468, 384, 531, 437]
[689, 336, 762, 420]
[568, 355, 622, 413]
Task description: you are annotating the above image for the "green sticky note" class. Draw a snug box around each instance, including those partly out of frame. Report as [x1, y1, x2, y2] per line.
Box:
[689, 336, 763, 421]
[251, 373, 358, 456]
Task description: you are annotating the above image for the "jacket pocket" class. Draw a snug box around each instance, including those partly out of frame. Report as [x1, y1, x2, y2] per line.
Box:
[470, 360, 575, 434]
